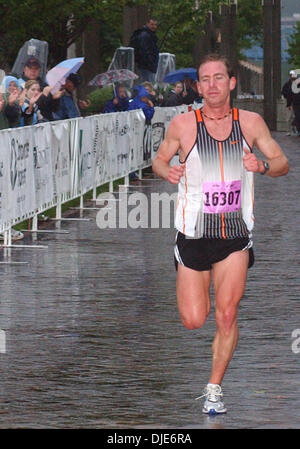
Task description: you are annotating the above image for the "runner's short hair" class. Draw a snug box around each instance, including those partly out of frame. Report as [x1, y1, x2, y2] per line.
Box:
[197, 53, 235, 80]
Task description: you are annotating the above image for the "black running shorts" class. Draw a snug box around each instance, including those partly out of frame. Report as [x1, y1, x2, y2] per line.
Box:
[174, 231, 254, 272]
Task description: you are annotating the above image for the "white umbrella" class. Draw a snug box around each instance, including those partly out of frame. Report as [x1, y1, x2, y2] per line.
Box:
[46, 57, 85, 93]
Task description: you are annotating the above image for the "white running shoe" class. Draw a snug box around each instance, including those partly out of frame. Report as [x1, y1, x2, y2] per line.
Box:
[196, 383, 227, 415]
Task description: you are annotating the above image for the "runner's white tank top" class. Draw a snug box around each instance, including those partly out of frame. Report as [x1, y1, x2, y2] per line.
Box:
[175, 108, 254, 238]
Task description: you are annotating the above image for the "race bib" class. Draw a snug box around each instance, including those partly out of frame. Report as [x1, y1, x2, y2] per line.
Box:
[203, 180, 241, 214]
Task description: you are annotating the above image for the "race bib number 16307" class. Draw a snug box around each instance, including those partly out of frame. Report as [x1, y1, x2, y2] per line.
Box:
[203, 180, 241, 214]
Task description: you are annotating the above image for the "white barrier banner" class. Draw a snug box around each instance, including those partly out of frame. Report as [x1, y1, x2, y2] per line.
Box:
[102, 113, 117, 181]
[143, 124, 152, 163]
[129, 109, 146, 171]
[51, 120, 71, 197]
[93, 114, 110, 187]
[77, 116, 97, 194]
[151, 105, 188, 158]
[0, 133, 6, 228]
[0, 106, 190, 230]
[115, 111, 132, 178]
[3, 127, 36, 222]
[32, 123, 54, 209]
[102, 112, 129, 180]
[69, 119, 81, 197]
[92, 111, 145, 184]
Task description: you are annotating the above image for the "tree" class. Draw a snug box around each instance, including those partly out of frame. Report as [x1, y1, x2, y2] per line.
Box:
[0, 0, 124, 68]
[147, 0, 221, 67]
[146, 0, 263, 67]
[235, 0, 263, 57]
[0, 0, 263, 74]
[287, 21, 300, 67]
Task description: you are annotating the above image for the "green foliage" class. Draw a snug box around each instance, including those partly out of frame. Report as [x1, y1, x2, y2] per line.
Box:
[148, 0, 221, 68]
[236, 0, 263, 54]
[0, 0, 124, 68]
[0, 0, 264, 76]
[287, 22, 300, 68]
[85, 86, 114, 115]
[148, 0, 262, 66]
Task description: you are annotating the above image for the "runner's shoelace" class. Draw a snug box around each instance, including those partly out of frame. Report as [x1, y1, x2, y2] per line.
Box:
[195, 384, 223, 402]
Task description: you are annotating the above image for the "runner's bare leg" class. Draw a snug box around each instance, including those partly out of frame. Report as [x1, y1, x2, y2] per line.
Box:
[176, 264, 211, 330]
[209, 250, 249, 385]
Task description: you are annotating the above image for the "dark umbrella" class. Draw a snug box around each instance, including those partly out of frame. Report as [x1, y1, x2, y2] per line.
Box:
[88, 69, 138, 96]
[88, 69, 138, 87]
[163, 68, 197, 84]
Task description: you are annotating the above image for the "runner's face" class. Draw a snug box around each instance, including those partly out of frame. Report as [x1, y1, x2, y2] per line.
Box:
[197, 61, 236, 107]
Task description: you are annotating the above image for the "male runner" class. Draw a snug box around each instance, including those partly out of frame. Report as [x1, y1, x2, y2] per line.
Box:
[152, 53, 289, 414]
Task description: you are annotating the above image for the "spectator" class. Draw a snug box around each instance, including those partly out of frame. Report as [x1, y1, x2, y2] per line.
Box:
[20, 80, 45, 126]
[2, 75, 22, 93]
[142, 81, 163, 106]
[20, 56, 62, 121]
[21, 56, 45, 86]
[1, 75, 23, 128]
[182, 78, 202, 105]
[128, 85, 154, 123]
[102, 85, 129, 113]
[128, 85, 155, 181]
[290, 78, 300, 137]
[163, 82, 184, 107]
[0, 92, 8, 130]
[53, 73, 90, 120]
[131, 18, 159, 83]
[0, 77, 25, 240]
[281, 70, 297, 136]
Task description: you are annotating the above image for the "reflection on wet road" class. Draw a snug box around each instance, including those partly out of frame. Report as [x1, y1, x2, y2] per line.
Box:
[0, 132, 299, 429]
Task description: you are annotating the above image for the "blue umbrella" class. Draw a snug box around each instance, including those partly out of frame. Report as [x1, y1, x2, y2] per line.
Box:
[163, 68, 197, 84]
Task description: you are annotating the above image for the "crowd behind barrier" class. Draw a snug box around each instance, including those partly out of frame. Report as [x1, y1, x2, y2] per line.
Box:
[0, 104, 188, 239]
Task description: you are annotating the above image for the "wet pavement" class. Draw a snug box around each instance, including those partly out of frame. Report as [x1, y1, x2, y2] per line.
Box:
[0, 132, 299, 429]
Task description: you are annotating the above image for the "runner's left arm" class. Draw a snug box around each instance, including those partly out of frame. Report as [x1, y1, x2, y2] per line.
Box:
[242, 113, 289, 177]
